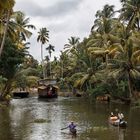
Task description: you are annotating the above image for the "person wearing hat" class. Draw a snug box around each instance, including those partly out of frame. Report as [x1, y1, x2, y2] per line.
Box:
[61, 121, 77, 135]
[68, 122, 76, 133]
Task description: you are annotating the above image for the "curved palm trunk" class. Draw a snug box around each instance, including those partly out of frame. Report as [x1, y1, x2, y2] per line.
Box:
[50, 62, 51, 78]
[49, 53, 51, 78]
[61, 61, 63, 79]
[105, 53, 108, 69]
[127, 71, 133, 99]
[1, 79, 12, 97]
[0, 10, 10, 57]
[137, 19, 140, 31]
[41, 43, 45, 79]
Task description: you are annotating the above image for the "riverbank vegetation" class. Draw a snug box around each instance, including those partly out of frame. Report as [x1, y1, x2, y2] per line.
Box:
[0, 0, 140, 104]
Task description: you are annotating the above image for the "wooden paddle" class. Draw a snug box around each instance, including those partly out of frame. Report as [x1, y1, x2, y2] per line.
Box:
[61, 127, 68, 130]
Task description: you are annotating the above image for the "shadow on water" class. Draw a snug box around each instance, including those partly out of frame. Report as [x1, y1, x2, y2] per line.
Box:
[0, 96, 140, 140]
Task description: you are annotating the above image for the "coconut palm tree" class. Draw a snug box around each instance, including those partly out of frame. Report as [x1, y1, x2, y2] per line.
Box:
[46, 44, 55, 77]
[91, 4, 115, 34]
[88, 5, 116, 69]
[119, 0, 140, 30]
[64, 36, 80, 54]
[45, 55, 50, 62]
[46, 44, 55, 58]
[59, 51, 70, 79]
[11, 11, 36, 41]
[0, 0, 15, 57]
[37, 27, 49, 78]
[0, 0, 15, 15]
[63, 37, 98, 92]
[0, 11, 35, 57]
[106, 22, 140, 100]
[44, 55, 50, 78]
[54, 56, 58, 62]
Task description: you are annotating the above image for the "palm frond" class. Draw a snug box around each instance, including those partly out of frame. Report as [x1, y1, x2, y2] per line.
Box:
[130, 69, 140, 79]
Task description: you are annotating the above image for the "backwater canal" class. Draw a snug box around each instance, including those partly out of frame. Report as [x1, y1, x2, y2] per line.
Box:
[0, 97, 140, 140]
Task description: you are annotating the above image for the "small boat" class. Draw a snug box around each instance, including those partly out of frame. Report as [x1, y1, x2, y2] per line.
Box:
[37, 79, 58, 98]
[12, 91, 29, 98]
[109, 117, 127, 128]
[70, 129, 77, 135]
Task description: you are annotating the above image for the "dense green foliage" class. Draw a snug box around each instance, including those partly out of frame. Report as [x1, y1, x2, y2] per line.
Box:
[0, 7, 36, 99]
[0, 38, 25, 79]
[50, 1, 140, 102]
[1, 0, 140, 104]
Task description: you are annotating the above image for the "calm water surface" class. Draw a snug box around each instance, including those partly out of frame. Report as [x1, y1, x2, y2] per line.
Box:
[0, 97, 140, 140]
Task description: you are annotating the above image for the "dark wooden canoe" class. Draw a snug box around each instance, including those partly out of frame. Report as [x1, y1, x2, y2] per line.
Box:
[109, 117, 127, 128]
[12, 91, 29, 98]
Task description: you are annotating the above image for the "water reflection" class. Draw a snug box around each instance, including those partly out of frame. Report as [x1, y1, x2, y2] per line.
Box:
[0, 97, 140, 140]
[118, 129, 126, 140]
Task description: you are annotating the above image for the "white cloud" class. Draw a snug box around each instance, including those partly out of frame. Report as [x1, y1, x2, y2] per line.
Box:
[14, 0, 121, 62]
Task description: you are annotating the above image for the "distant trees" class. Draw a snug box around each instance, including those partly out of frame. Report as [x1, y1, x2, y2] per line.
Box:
[46, 44, 55, 76]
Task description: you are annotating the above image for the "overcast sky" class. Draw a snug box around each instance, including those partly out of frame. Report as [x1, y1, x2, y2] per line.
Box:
[14, 0, 121, 62]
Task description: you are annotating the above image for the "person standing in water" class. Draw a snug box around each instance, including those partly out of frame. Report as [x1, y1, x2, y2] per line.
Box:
[61, 122, 77, 135]
[68, 122, 77, 133]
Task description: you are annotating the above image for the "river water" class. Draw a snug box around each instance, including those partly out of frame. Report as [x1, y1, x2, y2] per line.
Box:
[0, 97, 140, 140]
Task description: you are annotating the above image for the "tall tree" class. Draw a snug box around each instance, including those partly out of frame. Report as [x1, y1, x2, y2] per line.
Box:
[37, 27, 49, 78]
[46, 44, 55, 77]
[12, 11, 36, 41]
[91, 4, 115, 34]
[89, 5, 116, 69]
[64, 36, 80, 54]
[0, 11, 35, 57]
[120, 0, 140, 30]
[46, 44, 55, 58]
[0, 0, 15, 57]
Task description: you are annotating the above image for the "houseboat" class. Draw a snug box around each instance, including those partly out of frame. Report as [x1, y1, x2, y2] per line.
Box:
[37, 79, 58, 98]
